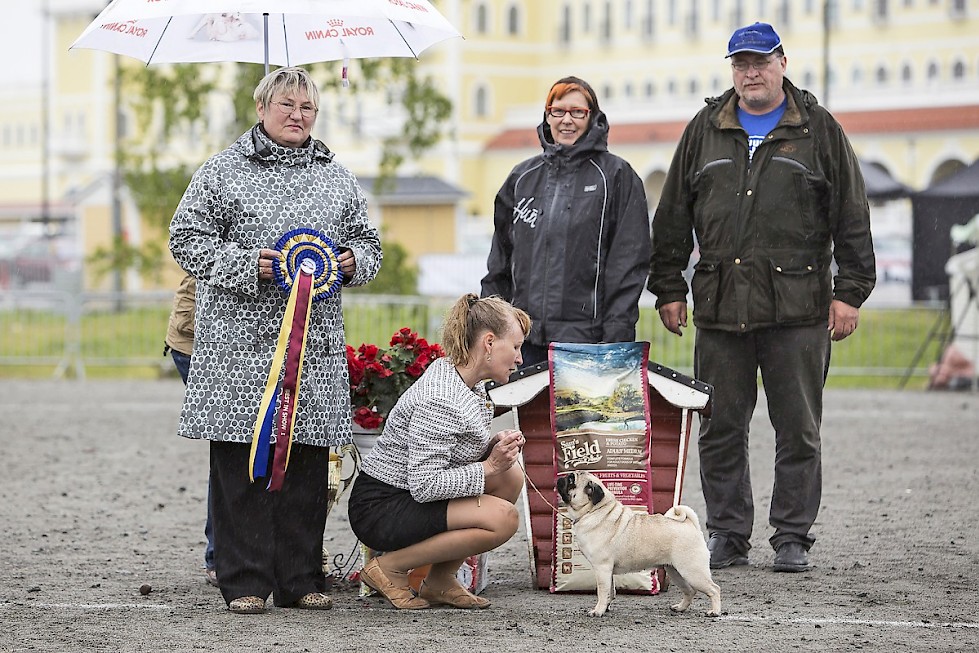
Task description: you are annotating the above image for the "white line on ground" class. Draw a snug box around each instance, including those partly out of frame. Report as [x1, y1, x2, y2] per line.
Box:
[719, 614, 979, 629]
[0, 603, 173, 610]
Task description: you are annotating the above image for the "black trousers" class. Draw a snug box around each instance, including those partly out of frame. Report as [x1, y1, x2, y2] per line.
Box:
[694, 324, 830, 552]
[210, 440, 330, 606]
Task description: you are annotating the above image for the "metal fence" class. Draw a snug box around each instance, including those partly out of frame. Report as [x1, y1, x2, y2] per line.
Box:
[0, 290, 951, 387]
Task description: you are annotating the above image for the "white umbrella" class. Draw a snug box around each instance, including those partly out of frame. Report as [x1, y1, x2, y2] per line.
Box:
[69, 0, 462, 74]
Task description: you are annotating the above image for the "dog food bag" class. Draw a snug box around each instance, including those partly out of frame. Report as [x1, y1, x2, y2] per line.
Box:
[549, 342, 660, 595]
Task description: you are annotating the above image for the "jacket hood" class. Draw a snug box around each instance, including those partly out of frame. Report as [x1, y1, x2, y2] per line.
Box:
[231, 124, 334, 164]
[537, 109, 610, 161]
[707, 78, 815, 129]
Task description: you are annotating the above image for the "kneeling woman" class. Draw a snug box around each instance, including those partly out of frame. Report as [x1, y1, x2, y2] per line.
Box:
[348, 293, 530, 609]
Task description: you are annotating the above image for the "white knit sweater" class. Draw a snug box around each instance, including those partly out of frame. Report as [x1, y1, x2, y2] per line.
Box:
[360, 357, 495, 502]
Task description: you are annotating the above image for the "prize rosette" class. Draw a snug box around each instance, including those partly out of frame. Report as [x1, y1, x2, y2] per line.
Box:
[273, 227, 344, 302]
[250, 228, 345, 490]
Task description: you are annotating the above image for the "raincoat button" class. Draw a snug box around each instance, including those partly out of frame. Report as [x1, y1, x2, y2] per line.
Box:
[735, 258, 741, 265]
[740, 323, 747, 330]
[776, 266, 782, 272]
[746, 189, 753, 196]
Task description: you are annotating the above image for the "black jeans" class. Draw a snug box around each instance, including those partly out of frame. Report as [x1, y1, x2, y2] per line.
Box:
[210, 440, 331, 606]
[694, 324, 830, 552]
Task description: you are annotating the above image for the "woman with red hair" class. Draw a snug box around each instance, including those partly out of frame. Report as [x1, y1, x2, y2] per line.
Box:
[482, 77, 651, 365]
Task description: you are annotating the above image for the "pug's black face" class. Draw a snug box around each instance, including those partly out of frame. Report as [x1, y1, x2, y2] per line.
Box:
[556, 473, 576, 504]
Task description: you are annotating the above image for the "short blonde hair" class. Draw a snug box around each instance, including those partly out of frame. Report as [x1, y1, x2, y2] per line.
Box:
[253, 66, 320, 111]
[440, 293, 531, 367]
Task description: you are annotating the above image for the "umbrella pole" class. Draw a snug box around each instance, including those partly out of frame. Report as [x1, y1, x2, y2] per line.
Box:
[263, 13, 269, 76]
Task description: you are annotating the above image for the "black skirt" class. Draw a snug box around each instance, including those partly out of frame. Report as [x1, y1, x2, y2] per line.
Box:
[347, 472, 449, 552]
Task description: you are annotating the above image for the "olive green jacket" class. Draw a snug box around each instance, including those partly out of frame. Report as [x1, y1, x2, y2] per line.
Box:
[648, 80, 876, 332]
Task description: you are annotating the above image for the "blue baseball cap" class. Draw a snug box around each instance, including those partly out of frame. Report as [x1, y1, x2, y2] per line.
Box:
[726, 22, 782, 58]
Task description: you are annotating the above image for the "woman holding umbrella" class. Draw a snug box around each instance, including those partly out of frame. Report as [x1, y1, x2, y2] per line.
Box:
[169, 66, 382, 614]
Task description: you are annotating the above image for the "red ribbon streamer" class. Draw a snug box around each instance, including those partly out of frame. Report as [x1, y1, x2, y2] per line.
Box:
[267, 269, 313, 491]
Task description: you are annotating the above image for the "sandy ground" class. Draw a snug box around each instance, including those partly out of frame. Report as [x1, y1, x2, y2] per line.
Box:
[1, 380, 977, 652]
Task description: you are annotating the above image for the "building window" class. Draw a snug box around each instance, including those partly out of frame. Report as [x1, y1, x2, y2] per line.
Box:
[901, 63, 913, 83]
[688, 77, 699, 96]
[560, 4, 572, 42]
[851, 66, 863, 85]
[474, 85, 489, 118]
[777, 0, 792, 26]
[803, 70, 814, 87]
[875, 65, 888, 84]
[711, 0, 722, 21]
[624, 0, 634, 28]
[711, 75, 723, 92]
[952, 60, 965, 79]
[644, 80, 655, 97]
[603, 84, 614, 101]
[668, 0, 677, 25]
[583, 3, 591, 32]
[731, 0, 744, 29]
[927, 60, 940, 81]
[873, 0, 889, 21]
[757, 0, 766, 17]
[601, 1, 613, 42]
[667, 79, 677, 95]
[507, 4, 520, 35]
[642, 0, 655, 38]
[624, 82, 634, 98]
[475, 2, 489, 34]
[686, 1, 699, 36]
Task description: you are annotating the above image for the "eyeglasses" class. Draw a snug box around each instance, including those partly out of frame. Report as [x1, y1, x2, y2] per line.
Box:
[271, 100, 318, 118]
[546, 106, 590, 119]
[731, 57, 781, 72]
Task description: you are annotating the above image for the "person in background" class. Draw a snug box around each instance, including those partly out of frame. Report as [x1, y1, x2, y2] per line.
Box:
[348, 293, 530, 610]
[169, 66, 382, 614]
[647, 23, 875, 573]
[481, 76, 650, 366]
[163, 272, 217, 588]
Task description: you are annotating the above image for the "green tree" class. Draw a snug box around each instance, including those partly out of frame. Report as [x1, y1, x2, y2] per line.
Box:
[346, 238, 418, 295]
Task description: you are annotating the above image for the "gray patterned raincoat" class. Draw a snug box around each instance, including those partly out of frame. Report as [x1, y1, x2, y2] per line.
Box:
[169, 126, 382, 448]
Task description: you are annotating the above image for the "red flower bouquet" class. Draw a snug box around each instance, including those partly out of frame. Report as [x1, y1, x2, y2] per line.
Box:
[347, 327, 445, 429]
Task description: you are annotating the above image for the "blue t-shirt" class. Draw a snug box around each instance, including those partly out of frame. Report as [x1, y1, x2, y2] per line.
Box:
[738, 98, 787, 162]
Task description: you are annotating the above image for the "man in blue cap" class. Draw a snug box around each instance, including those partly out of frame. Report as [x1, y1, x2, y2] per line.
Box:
[648, 23, 876, 573]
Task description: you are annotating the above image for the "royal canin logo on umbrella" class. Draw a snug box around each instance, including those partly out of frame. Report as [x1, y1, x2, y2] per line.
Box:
[100, 20, 149, 38]
[305, 20, 376, 41]
[388, 0, 430, 12]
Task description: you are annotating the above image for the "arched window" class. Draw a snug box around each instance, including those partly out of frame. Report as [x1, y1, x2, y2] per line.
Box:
[602, 84, 613, 101]
[507, 4, 520, 35]
[560, 3, 572, 43]
[623, 82, 634, 98]
[927, 60, 940, 81]
[667, 79, 677, 95]
[644, 80, 655, 98]
[875, 65, 888, 84]
[688, 77, 699, 96]
[474, 84, 489, 118]
[901, 63, 912, 83]
[711, 75, 722, 92]
[851, 65, 863, 85]
[475, 2, 489, 34]
[803, 70, 814, 88]
[952, 60, 965, 79]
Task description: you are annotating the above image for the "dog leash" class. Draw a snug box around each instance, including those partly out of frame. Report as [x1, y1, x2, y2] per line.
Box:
[519, 457, 560, 514]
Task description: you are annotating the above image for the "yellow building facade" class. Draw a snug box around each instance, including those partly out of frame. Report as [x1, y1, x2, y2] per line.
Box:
[1, 0, 977, 294]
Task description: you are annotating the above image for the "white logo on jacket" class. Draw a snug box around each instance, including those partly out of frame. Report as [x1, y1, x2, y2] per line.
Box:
[512, 197, 539, 229]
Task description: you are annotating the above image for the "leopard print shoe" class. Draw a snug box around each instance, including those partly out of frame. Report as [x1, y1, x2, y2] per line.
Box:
[292, 592, 333, 610]
[228, 596, 266, 614]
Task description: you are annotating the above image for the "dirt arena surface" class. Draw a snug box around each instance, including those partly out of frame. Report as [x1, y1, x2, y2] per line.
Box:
[1, 380, 977, 652]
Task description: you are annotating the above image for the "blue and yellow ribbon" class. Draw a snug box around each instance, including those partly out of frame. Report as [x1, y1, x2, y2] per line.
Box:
[250, 229, 343, 488]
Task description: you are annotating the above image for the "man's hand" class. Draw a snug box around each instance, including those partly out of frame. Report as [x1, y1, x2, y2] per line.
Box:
[828, 299, 860, 341]
[658, 301, 688, 336]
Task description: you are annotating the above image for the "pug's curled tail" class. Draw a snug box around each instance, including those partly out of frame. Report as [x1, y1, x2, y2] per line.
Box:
[665, 505, 702, 531]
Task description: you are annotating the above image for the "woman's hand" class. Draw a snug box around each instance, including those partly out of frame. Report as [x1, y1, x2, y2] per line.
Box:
[482, 429, 525, 476]
[258, 249, 281, 282]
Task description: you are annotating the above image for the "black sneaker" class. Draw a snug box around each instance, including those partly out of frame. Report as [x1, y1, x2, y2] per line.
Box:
[707, 533, 749, 569]
[773, 542, 810, 572]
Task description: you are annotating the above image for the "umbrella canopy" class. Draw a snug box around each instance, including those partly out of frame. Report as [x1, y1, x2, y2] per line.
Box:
[69, 0, 462, 69]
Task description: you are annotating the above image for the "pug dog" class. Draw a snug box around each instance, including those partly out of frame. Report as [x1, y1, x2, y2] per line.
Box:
[555, 470, 721, 617]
